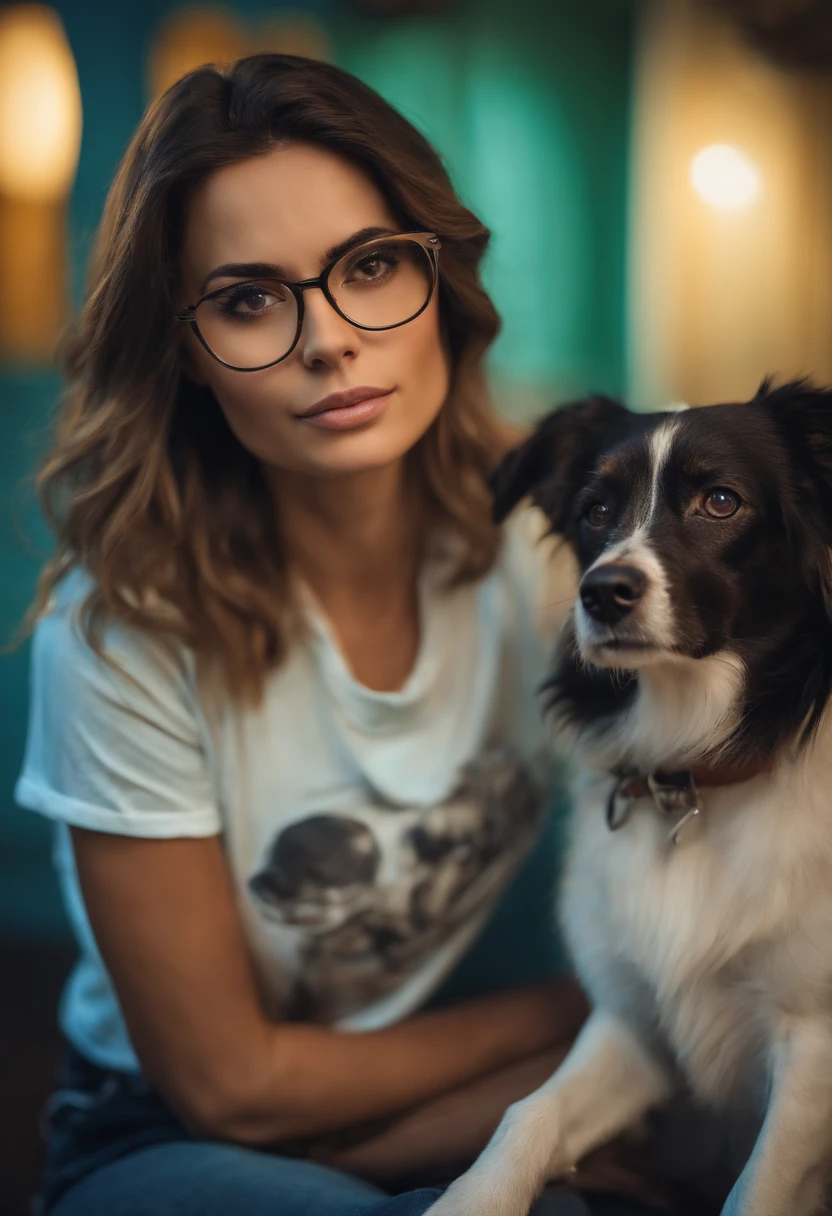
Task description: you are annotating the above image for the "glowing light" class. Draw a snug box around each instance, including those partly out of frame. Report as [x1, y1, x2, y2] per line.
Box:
[689, 144, 761, 213]
[0, 5, 82, 202]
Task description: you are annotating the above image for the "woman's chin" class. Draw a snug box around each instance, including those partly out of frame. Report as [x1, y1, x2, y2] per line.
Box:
[266, 414, 438, 479]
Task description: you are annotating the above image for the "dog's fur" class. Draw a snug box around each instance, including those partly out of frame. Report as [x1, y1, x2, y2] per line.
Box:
[426, 381, 832, 1216]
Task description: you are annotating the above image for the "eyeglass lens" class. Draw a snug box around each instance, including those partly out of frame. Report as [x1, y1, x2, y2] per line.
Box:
[193, 238, 435, 370]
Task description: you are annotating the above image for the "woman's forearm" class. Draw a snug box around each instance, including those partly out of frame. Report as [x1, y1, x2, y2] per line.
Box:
[307, 1043, 573, 1181]
[309, 1042, 673, 1211]
[222, 976, 588, 1144]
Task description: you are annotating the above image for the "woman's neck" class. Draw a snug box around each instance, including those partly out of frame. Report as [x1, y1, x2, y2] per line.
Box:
[269, 459, 422, 601]
[268, 459, 426, 691]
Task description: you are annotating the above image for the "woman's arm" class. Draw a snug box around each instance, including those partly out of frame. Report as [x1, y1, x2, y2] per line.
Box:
[71, 826, 587, 1146]
[311, 1052, 671, 1207]
[307, 1044, 571, 1181]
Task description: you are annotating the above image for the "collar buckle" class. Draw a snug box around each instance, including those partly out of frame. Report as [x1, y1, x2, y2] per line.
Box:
[607, 770, 703, 845]
[647, 772, 703, 844]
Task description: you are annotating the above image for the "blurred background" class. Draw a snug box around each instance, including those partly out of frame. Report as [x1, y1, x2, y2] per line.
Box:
[1, 0, 831, 1210]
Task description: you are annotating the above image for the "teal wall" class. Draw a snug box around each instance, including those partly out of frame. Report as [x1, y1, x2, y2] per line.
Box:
[0, 370, 63, 939]
[0, 0, 634, 943]
[335, 0, 633, 405]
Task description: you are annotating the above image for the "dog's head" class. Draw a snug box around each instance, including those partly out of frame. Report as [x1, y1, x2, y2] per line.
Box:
[492, 380, 832, 758]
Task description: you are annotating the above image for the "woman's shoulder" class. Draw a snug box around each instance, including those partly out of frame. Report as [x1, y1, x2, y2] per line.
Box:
[34, 567, 197, 705]
[18, 567, 219, 841]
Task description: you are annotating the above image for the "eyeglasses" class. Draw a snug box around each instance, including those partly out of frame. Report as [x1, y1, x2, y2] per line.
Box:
[175, 231, 441, 372]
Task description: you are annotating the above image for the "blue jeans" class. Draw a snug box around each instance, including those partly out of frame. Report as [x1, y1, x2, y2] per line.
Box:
[49, 1141, 661, 1216]
[40, 1044, 663, 1216]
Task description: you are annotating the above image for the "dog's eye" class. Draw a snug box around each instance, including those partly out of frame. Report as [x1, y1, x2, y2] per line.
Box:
[703, 488, 741, 518]
[586, 502, 611, 528]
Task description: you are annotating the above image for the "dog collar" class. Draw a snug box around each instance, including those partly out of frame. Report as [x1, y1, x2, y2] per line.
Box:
[606, 762, 770, 845]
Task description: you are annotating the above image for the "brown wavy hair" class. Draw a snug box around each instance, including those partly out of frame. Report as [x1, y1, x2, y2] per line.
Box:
[27, 53, 510, 706]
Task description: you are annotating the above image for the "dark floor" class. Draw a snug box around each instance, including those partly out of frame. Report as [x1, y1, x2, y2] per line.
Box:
[0, 938, 76, 1216]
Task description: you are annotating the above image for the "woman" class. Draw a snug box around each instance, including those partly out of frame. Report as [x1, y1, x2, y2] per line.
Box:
[15, 54, 663, 1216]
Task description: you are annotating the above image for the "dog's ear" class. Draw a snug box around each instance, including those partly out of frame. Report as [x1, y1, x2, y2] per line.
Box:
[490, 395, 630, 527]
[756, 378, 832, 526]
[757, 378, 832, 615]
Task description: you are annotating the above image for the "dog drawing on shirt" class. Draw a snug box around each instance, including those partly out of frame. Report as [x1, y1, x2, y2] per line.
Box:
[249, 745, 544, 1021]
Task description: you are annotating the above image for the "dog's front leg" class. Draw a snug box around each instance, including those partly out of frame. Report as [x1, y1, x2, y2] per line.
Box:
[424, 1009, 671, 1216]
[721, 1015, 832, 1216]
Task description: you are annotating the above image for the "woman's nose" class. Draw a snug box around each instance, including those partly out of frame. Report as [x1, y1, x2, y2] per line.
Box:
[298, 288, 358, 368]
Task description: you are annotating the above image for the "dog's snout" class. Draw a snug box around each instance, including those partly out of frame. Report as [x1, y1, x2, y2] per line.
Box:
[580, 564, 647, 624]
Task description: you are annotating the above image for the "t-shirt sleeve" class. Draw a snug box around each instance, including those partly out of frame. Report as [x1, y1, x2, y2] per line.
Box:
[14, 591, 221, 839]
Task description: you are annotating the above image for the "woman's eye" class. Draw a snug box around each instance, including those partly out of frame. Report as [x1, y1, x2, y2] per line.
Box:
[586, 502, 611, 528]
[216, 283, 286, 317]
[348, 252, 396, 282]
[703, 488, 741, 519]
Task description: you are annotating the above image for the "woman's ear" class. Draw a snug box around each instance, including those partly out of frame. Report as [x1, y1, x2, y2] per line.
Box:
[490, 395, 629, 529]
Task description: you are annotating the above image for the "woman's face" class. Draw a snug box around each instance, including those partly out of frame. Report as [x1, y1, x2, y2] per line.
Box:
[178, 143, 451, 479]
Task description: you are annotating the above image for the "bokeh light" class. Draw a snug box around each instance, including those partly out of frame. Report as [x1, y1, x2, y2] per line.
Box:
[689, 143, 762, 213]
[0, 5, 82, 202]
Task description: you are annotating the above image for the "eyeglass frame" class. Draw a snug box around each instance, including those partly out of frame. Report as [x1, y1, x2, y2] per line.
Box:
[174, 230, 442, 373]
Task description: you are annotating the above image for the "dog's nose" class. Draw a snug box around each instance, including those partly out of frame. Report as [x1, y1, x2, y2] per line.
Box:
[580, 564, 647, 624]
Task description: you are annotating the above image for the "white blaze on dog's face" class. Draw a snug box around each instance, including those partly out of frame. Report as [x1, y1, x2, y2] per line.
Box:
[571, 418, 682, 667]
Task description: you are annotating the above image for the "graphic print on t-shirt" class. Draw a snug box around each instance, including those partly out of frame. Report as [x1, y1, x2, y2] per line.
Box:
[247, 744, 545, 1021]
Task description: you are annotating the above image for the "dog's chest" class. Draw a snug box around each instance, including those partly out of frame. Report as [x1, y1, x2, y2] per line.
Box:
[561, 774, 832, 1106]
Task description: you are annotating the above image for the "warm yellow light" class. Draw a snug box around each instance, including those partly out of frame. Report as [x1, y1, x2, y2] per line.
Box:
[0, 5, 82, 202]
[689, 144, 761, 213]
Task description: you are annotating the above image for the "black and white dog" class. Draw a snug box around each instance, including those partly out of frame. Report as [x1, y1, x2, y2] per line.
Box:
[427, 380, 832, 1216]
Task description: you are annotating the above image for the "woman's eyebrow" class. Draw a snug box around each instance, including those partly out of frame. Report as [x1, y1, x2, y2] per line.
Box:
[198, 226, 401, 295]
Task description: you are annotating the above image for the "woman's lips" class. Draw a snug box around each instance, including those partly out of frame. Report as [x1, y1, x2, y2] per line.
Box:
[297, 387, 394, 431]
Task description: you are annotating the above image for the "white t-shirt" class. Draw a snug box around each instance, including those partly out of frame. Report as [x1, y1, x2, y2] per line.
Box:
[14, 506, 576, 1074]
